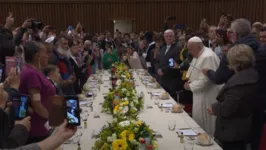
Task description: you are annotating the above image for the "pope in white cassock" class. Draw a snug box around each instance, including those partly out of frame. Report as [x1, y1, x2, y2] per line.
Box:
[184, 36, 221, 136]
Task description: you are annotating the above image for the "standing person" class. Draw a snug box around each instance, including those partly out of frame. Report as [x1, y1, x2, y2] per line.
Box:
[202, 19, 259, 85]
[102, 46, 119, 69]
[184, 36, 220, 135]
[202, 19, 265, 149]
[42, 65, 63, 96]
[83, 40, 95, 75]
[50, 35, 75, 95]
[177, 35, 193, 114]
[209, 45, 258, 150]
[151, 34, 163, 79]
[105, 32, 116, 48]
[0, 68, 31, 149]
[143, 32, 155, 76]
[252, 22, 263, 40]
[137, 40, 147, 69]
[156, 29, 182, 101]
[204, 26, 217, 49]
[259, 27, 266, 45]
[69, 40, 83, 94]
[19, 41, 56, 144]
[127, 46, 143, 69]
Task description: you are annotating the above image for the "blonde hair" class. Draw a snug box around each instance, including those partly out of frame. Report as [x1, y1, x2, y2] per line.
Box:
[227, 44, 255, 72]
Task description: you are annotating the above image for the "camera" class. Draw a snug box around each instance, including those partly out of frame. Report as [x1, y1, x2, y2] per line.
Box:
[30, 19, 43, 30]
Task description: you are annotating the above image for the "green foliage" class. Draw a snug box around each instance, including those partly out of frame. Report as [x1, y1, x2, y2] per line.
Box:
[93, 63, 156, 150]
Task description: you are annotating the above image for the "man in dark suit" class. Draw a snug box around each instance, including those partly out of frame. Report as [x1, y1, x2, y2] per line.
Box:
[156, 29, 183, 100]
[69, 40, 83, 94]
[143, 32, 156, 76]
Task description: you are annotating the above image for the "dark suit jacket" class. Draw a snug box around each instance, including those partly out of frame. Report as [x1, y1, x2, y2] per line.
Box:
[69, 57, 82, 94]
[156, 43, 183, 93]
[206, 35, 260, 85]
[212, 68, 258, 142]
[145, 42, 156, 64]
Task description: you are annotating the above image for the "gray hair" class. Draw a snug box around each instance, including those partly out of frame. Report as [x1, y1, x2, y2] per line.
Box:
[164, 29, 174, 36]
[227, 44, 255, 72]
[231, 19, 251, 38]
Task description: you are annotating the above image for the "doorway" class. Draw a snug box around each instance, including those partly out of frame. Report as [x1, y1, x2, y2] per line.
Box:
[113, 20, 132, 33]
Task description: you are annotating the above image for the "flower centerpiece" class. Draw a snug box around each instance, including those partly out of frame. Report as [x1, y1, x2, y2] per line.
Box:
[93, 62, 157, 149]
[92, 119, 157, 150]
[102, 80, 144, 119]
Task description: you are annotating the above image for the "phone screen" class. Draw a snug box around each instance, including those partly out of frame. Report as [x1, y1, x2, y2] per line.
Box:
[0, 67, 3, 81]
[169, 58, 174, 68]
[12, 95, 28, 120]
[16, 58, 21, 74]
[65, 97, 80, 126]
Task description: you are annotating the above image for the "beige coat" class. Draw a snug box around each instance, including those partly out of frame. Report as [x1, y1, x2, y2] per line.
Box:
[128, 52, 144, 69]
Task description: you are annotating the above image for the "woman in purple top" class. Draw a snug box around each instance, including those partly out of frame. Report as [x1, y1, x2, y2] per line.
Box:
[19, 41, 56, 144]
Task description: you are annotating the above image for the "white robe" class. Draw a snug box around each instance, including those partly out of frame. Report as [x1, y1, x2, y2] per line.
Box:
[186, 46, 221, 136]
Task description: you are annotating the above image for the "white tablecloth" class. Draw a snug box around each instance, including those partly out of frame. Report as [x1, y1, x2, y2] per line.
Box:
[62, 70, 222, 150]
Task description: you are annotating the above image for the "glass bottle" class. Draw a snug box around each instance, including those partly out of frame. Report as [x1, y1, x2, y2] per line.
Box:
[144, 133, 150, 145]
[84, 121, 87, 129]
[77, 143, 81, 150]
[139, 138, 146, 150]
[160, 104, 163, 112]
[180, 132, 184, 143]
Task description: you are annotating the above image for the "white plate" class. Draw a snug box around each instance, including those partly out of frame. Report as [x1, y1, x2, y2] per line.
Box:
[195, 140, 214, 146]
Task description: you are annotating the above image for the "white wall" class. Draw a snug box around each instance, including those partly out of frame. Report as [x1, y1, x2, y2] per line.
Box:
[114, 20, 132, 33]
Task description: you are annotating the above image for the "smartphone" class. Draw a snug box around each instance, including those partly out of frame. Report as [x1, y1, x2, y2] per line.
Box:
[0, 65, 4, 82]
[65, 96, 81, 126]
[16, 57, 22, 74]
[216, 29, 225, 37]
[169, 58, 174, 68]
[12, 95, 29, 120]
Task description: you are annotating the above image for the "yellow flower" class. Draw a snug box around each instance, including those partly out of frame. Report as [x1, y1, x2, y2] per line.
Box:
[114, 105, 120, 113]
[112, 139, 128, 150]
[137, 120, 142, 126]
[123, 101, 129, 105]
[121, 130, 135, 141]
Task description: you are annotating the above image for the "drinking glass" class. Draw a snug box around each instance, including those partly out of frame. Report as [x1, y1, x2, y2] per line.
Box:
[176, 90, 183, 103]
[147, 87, 152, 94]
[184, 137, 195, 150]
[168, 120, 176, 131]
[154, 99, 160, 105]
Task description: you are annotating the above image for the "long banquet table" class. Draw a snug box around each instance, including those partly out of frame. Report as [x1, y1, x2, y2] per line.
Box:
[62, 70, 222, 150]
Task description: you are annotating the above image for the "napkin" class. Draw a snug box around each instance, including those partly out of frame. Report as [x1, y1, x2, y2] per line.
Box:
[152, 92, 162, 96]
[159, 103, 173, 108]
[176, 128, 197, 136]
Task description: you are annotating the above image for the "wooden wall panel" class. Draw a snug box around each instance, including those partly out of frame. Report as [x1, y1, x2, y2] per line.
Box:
[0, 0, 265, 33]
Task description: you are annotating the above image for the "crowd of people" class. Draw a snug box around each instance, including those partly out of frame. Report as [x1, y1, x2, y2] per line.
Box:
[0, 12, 266, 150]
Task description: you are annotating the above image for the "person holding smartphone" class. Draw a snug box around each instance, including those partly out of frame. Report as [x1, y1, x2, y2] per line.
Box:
[0, 68, 31, 149]
[19, 42, 56, 144]
[156, 29, 183, 101]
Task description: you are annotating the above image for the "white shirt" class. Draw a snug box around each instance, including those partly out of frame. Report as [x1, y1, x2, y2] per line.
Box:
[165, 45, 171, 55]
[70, 55, 78, 66]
